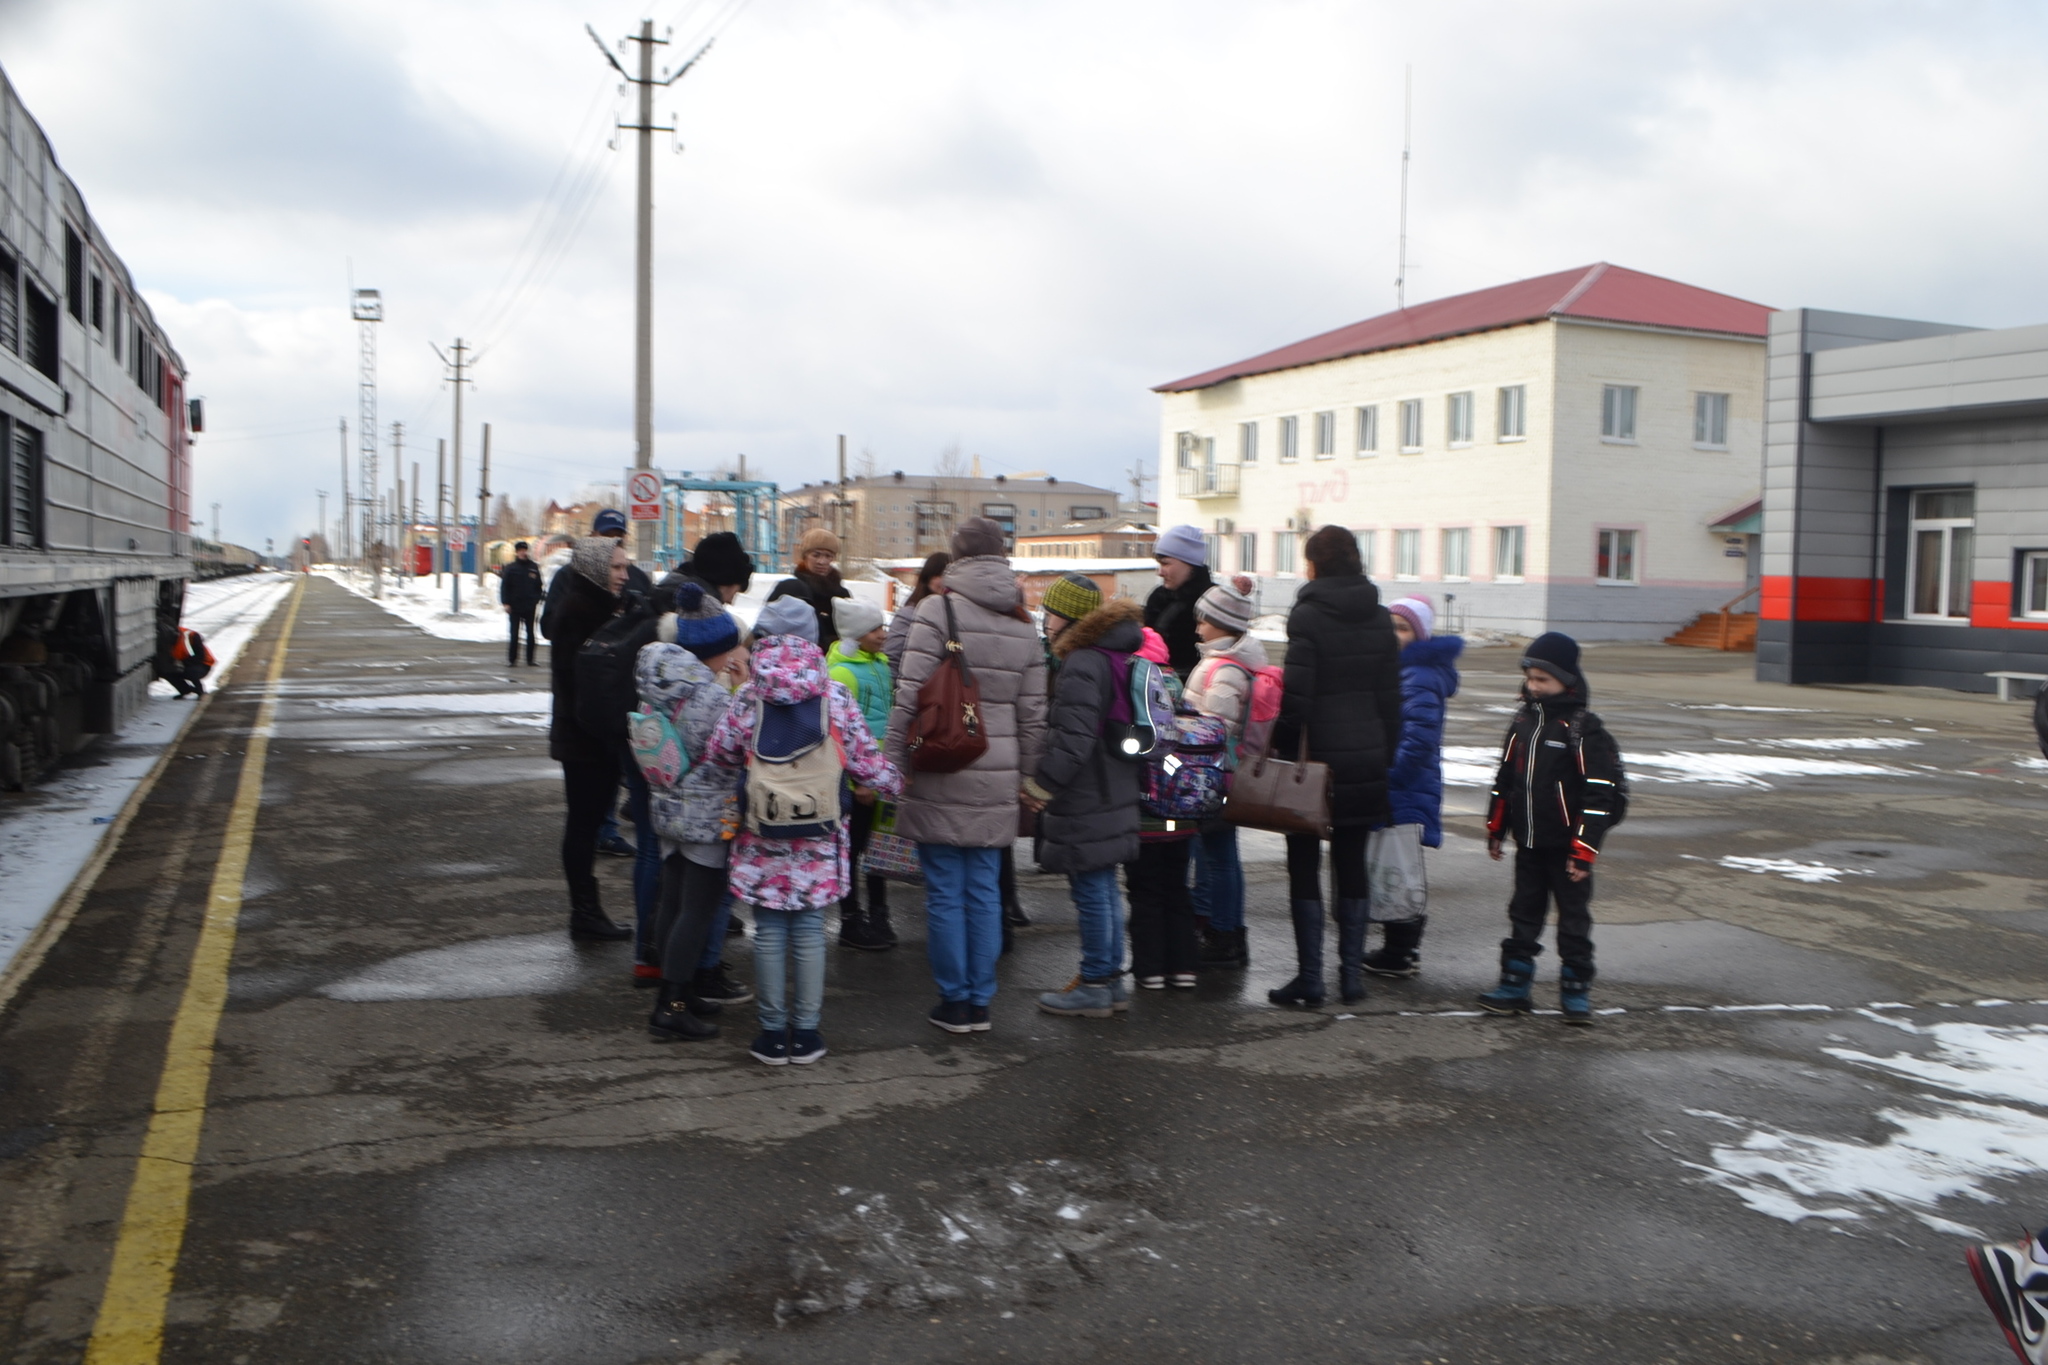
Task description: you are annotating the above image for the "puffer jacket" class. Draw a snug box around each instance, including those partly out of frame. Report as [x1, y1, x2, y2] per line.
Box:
[1143, 564, 1216, 681]
[882, 596, 926, 677]
[633, 641, 742, 847]
[1386, 634, 1462, 847]
[884, 556, 1047, 847]
[1182, 630, 1270, 744]
[826, 639, 892, 741]
[792, 566, 850, 648]
[705, 637, 902, 910]
[1484, 675, 1626, 865]
[1033, 599, 1144, 873]
[548, 570, 623, 765]
[1276, 572, 1403, 828]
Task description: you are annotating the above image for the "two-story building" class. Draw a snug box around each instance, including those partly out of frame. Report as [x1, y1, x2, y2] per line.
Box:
[1153, 263, 1773, 639]
[781, 473, 1123, 563]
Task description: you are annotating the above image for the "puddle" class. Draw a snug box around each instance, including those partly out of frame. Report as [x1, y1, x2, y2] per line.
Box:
[321, 934, 582, 1001]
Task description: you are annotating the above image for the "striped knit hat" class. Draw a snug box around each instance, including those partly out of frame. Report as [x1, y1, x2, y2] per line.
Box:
[1194, 584, 1252, 635]
[1041, 573, 1103, 623]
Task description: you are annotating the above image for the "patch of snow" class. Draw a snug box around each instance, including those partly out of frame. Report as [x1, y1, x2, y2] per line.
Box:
[318, 567, 510, 642]
[1685, 1017, 2048, 1236]
[1716, 855, 1877, 885]
[321, 933, 580, 1001]
[312, 691, 548, 716]
[1632, 750, 1909, 787]
[1441, 744, 1503, 787]
[1676, 703, 1818, 713]
[1753, 737, 1922, 752]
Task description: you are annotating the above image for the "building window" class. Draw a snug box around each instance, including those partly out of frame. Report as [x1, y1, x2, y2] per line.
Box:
[1313, 410, 1335, 459]
[1494, 525, 1525, 580]
[914, 500, 956, 544]
[1279, 415, 1299, 462]
[982, 503, 1017, 547]
[1447, 392, 1474, 446]
[63, 226, 83, 322]
[112, 294, 123, 363]
[1274, 530, 1298, 574]
[1070, 505, 1104, 520]
[1204, 533, 1222, 566]
[0, 250, 17, 356]
[1596, 528, 1639, 584]
[1355, 405, 1378, 455]
[1239, 420, 1259, 464]
[1239, 532, 1258, 574]
[1175, 430, 1197, 469]
[1399, 399, 1423, 452]
[2020, 550, 2048, 619]
[1694, 392, 1730, 447]
[1394, 529, 1420, 579]
[1498, 385, 1526, 440]
[90, 274, 103, 333]
[23, 284, 57, 381]
[1354, 528, 1377, 575]
[1441, 527, 1470, 579]
[3, 417, 41, 548]
[1601, 385, 1638, 442]
[1908, 488, 1974, 620]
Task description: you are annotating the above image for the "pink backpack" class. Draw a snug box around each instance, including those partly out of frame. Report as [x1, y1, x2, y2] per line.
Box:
[1197, 657, 1285, 762]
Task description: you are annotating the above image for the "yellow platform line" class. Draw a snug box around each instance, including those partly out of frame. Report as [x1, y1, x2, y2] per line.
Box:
[83, 578, 304, 1365]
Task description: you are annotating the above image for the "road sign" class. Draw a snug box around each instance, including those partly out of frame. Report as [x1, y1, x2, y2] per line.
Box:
[628, 468, 664, 520]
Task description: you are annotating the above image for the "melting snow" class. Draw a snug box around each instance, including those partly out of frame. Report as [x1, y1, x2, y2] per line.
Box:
[321, 934, 581, 1001]
[1686, 1016, 2048, 1236]
[1441, 744, 1908, 789]
[1753, 737, 1921, 752]
[1715, 855, 1877, 885]
[313, 691, 549, 716]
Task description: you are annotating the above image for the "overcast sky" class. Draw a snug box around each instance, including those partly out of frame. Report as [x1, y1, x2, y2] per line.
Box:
[3, 0, 2046, 550]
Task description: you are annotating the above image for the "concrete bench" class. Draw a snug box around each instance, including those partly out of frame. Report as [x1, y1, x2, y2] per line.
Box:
[1986, 670, 2048, 701]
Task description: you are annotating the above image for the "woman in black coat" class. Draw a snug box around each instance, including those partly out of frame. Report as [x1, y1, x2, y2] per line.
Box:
[550, 536, 635, 942]
[1269, 524, 1403, 1008]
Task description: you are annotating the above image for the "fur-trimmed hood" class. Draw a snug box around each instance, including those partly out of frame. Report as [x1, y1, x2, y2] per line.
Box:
[1051, 597, 1144, 658]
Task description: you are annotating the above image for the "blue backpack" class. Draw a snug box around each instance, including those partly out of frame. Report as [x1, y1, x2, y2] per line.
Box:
[1093, 648, 1175, 762]
[1141, 710, 1230, 820]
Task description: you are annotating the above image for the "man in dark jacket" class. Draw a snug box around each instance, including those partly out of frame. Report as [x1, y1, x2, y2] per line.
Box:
[549, 536, 636, 943]
[1026, 597, 1145, 1019]
[498, 541, 544, 666]
[1478, 631, 1626, 1025]
[1268, 525, 1404, 1008]
[1144, 524, 1215, 681]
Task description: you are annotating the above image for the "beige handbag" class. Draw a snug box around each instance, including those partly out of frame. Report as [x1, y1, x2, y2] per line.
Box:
[1223, 730, 1332, 839]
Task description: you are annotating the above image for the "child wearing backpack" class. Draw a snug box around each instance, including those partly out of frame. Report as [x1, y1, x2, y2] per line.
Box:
[1478, 632, 1626, 1025]
[1124, 628, 1202, 989]
[826, 596, 896, 952]
[705, 595, 902, 1065]
[1180, 583, 1272, 969]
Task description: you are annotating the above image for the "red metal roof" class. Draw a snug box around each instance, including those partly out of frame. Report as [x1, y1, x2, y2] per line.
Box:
[1154, 263, 1772, 392]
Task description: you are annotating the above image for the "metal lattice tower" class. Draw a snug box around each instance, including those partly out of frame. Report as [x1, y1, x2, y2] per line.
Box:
[352, 288, 383, 591]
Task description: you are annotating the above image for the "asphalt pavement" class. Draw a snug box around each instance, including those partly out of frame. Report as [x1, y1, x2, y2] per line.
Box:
[2, 574, 2045, 1364]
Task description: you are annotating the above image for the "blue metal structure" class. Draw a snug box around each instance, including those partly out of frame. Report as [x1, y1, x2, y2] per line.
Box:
[655, 473, 783, 573]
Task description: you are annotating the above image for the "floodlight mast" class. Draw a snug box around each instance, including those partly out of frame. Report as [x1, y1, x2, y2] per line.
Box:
[352, 288, 383, 595]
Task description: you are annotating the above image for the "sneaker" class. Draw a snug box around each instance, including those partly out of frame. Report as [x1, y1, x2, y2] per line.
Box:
[1109, 977, 1131, 1013]
[748, 1030, 790, 1065]
[1968, 1228, 2048, 1364]
[968, 1005, 991, 1032]
[1169, 973, 1198, 989]
[1137, 975, 1166, 990]
[788, 1030, 827, 1065]
[597, 835, 637, 857]
[928, 999, 975, 1034]
[1038, 976, 1116, 1018]
[695, 964, 754, 1006]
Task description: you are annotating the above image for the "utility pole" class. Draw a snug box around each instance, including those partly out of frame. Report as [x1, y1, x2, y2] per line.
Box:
[588, 21, 714, 566]
[337, 418, 351, 567]
[391, 420, 405, 581]
[477, 422, 491, 590]
[1396, 64, 1412, 311]
[836, 433, 847, 539]
[315, 490, 327, 561]
[411, 460, 421, 570]
[353, 288, 382, 595]
[435, 439, 447, 590]
[211, 502, 221, 543]
[432, 339, 472, 613]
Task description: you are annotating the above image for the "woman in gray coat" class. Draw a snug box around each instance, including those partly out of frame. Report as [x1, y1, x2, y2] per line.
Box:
[884, 520, 1047, 1033]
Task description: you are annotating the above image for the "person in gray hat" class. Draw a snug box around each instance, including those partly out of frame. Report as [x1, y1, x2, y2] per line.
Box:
[1181, 582, 1267, 968]
[1144, 524, 1215, 681]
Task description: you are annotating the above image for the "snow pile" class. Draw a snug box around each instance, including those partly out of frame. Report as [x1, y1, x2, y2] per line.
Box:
[1686, 1015, 2048, 1236]
[317, 567, 509, 643]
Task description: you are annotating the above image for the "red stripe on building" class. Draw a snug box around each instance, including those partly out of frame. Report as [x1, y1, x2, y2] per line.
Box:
[1759, 575, 1875, 623]
[1971, 578, 2048, 631]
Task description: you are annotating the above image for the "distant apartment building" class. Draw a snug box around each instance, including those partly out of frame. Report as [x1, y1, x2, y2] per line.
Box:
[1015, 518, 1156, 559]
[1760, 308, 2048, 692]
[1153, 264, 1772, 639]
[780, 473, 1122, 561]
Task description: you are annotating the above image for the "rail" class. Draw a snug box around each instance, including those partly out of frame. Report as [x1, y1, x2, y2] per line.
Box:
[1177, 463, 1240, 499]
[1713, 581, 1761, 650]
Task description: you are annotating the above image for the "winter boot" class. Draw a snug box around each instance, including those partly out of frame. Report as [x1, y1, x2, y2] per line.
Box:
[568, 886, 631, 942]
[1266, 900, 1326, 1007]
[1559, 966, 1594, 1026]
[838, 896, 893, 952]
[1363, 918, 1426, 978]
[1199, 924, 1249, 968]
[648, 985, 719, 1041]
[1477, 958, 1536, 1015]
[871, 880, 899, 946]
[1335, 898, 1370, 1004]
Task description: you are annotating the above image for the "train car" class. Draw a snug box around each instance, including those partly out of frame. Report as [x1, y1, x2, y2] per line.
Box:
[0, 65, 196, 790]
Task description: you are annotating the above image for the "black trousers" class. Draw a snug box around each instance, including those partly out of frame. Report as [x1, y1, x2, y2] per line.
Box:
[508, 605, 538, 663]
[655, 855, 728, 984]
[1284, 826, 1369, 903]
[1503, 844, 1595, 980]
[1125, 838, 1198, 977]
[843, 798, 889, 915]
[559, 759, 620, 901]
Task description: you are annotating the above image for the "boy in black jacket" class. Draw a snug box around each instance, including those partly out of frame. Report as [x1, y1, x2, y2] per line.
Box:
[1478, 632, 1626, 1024]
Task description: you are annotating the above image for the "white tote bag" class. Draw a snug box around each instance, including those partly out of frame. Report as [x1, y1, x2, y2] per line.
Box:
[1367, 823, 1429, 923]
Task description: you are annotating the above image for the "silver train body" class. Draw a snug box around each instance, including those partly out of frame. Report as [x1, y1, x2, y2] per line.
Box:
[0, 65, 196, 789]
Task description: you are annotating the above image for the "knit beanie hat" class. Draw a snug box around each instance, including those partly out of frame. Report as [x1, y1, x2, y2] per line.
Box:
[950, 516, 1009, 560]
[798, 526, 841, 558]
[1138, 626, 1169, 666]
[1520, 631, 1582, 688]
[1154, 524, 1208, 567]
[1041, 572, 1103, 623]
[661, 581, 741, 661]
[1194, 583, 1252, 635]
[754, 593, 818, 643]
[832, 596, 884, 642]
[571, 535, 617, 589]
[1387, 596, 1434, 641]
[688, 532, 754, 589]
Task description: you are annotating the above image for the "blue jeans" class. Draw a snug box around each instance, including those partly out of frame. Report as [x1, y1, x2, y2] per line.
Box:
[1190, 825, 1245, 932]
[752, 906, 826, 1031]
[917, 844, 1003, 1006]
[620, 762, 661, 958]
[698, 890, 733, 971]
[1069, 865, 1126, 982]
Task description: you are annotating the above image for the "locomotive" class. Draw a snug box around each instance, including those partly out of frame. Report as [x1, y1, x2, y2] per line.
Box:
[0, 66, 197, 790]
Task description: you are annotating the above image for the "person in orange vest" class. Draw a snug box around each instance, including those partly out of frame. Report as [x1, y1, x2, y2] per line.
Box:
[162, 624, 215, 698]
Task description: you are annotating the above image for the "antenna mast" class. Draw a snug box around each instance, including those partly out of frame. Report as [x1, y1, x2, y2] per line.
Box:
[352, 287, 383, 594]
[1395, 65, 1412, 310]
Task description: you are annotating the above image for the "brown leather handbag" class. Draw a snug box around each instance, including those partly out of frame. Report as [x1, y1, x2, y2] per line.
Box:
[908, 595, 990, 773]
[1223, 729, 1332, 839]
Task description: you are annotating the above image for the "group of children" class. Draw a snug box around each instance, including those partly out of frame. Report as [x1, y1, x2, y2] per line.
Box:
[622, 532, 1629, 1065]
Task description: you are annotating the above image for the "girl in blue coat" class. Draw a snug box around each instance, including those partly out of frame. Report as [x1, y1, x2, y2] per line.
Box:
[1364, 597, 1462, 977]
